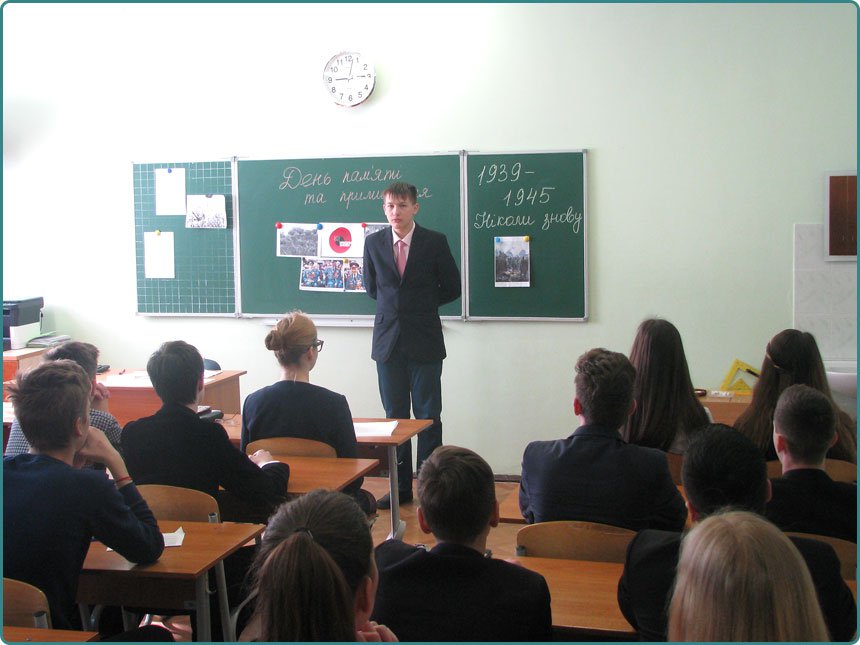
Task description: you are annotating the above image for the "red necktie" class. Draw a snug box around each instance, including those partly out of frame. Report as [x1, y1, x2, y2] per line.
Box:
[396, 240, 407, 276]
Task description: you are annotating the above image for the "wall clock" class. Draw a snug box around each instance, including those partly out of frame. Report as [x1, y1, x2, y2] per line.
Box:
[323, 51, 376, 107]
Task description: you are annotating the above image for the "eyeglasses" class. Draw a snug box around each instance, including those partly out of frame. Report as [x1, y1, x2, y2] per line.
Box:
[310, 339, 324, 352]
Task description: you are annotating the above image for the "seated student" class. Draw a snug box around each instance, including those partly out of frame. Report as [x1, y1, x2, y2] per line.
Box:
[3, 360, 165, 631]
[766, 384, 857, 542]
[240, 489, 396, 642]
[520, 348, 687, 530]
[621, 319, 710, 454]
[5, 340, 122, 462]
[668, 510, 829, 642]
[372, 445, 552, 642]
[735, 328, 856, 463]
[241, 311, 375, 515]
[618, 425, 855, 641]
[121, 340, 290, 523]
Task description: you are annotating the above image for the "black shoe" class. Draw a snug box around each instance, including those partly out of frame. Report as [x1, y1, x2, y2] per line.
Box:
[377, 490, 413, 509]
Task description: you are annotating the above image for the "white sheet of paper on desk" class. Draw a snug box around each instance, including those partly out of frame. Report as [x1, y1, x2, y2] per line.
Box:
[203, 370, 222, 379]
[144, 231, 175, 279]
[102, 372, 153, 387]
[163, 527, 185, 547]
[353, 421, 398, 437]
[155, 168, 186, 215]
[109, 527, 183, 551]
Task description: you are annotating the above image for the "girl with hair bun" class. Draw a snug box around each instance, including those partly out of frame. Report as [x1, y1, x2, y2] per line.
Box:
[241, 311, 377, 514]
[242, 489, 397, 642]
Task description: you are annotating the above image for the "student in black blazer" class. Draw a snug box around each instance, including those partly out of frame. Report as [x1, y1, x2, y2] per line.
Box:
[122, 340, 290, 523]
[520, 348, 687, 531]
[618, 426, 856, 642]
[363, 182, 461, 508]
[372, 446, 552, 641]
[766, 384, 857, 542]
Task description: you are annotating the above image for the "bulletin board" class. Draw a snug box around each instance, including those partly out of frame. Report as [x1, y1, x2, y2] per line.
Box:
[464, 151, 587, 320]
[132, 161, 235, 314]
[236, 154, 463, 317]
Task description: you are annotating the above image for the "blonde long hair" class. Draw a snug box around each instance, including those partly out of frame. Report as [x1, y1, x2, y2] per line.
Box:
[668, 510, 829, 642]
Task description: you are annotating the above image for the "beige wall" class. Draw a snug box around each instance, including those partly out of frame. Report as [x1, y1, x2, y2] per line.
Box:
[3, 3, 856, 473]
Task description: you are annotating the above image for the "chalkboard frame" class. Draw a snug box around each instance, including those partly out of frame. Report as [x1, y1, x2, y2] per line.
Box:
[463, 150, 588, 322]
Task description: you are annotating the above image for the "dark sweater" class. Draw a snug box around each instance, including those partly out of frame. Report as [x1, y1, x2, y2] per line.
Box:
[3, 454, 164, 628]
[241, 380, 361, 492]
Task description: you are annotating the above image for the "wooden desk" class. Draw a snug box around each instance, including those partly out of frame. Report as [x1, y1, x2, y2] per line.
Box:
[509, 556, 635, 638]
[220, 413, 242, 448]
[3, 347, 47, 382]
[3, 626, 99, 642]
[701, 394, 751, 425]
[77, 520, 263, 642]
[353, 418, 433, 540]
[220, 415, 431, 540]
[96, 369, 246, 426]
[498, 484, 526, 524]
[274, 455, 380, 495]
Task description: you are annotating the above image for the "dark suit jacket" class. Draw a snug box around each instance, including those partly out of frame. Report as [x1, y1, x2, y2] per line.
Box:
[618, 527, 857, 641]
[122, 403, 290, 522]
[371, 540, 552, 642]
[520, 424, 687, 531]
[363, 224, 461, 363]
[766, 468, 857, 542]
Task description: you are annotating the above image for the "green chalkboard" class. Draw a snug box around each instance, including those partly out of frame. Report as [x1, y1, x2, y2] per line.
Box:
[465, 151, 587, 320]
[237, 154, 463, 317]
[133, 161, 235, 315]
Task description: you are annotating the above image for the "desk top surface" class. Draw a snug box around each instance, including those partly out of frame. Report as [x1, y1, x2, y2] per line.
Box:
[219, 415, 432, 448]
[278, 455, 379, 494]
[3, 626, 99, 642]
[510, 555, 634, 636]
[97, 369, 246, 389]
[81, 520, 263, 579]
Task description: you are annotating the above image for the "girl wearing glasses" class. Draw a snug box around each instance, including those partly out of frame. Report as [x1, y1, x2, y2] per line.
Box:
[241, 311, 376, 515]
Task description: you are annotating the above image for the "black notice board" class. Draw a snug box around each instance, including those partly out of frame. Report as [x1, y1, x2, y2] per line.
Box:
[465, 151, 587, 320]
[133, 161, 235, 315]
[237, 154, 463, 317]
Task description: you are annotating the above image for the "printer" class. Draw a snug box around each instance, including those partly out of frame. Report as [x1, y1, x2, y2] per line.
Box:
[3, 297, 44, 350]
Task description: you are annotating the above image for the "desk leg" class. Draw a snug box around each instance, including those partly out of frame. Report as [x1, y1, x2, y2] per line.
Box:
[195, 574, 211, 642]
[386, 445, 406, 540]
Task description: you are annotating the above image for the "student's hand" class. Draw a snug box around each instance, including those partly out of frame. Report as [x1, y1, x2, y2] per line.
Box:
[356, 621, 398, 642]
[75, 426, 127, 480]
[91, 382, 111, 412]
[248, 449, 275, 466]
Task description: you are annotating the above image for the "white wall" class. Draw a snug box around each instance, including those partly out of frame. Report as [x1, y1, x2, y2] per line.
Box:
[3, 3, 856, 473]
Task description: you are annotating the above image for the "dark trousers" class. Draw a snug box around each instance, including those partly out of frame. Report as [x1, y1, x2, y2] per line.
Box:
[376, 344, 443, 492]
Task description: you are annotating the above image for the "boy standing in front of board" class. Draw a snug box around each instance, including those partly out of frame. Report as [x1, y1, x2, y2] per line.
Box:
[363, 181, 461, 509]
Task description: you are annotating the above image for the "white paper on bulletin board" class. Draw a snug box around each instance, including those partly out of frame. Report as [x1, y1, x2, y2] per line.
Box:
[144, 231, 175, 278]
[155, 168, 186, 215]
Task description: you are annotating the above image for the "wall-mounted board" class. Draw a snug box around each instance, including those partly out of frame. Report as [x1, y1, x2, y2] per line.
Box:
[236, 154, 463, 317]
[465, 151, 587, 320]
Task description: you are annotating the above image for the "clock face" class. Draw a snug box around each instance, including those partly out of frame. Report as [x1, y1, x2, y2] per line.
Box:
[323, 52, 375, 107]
